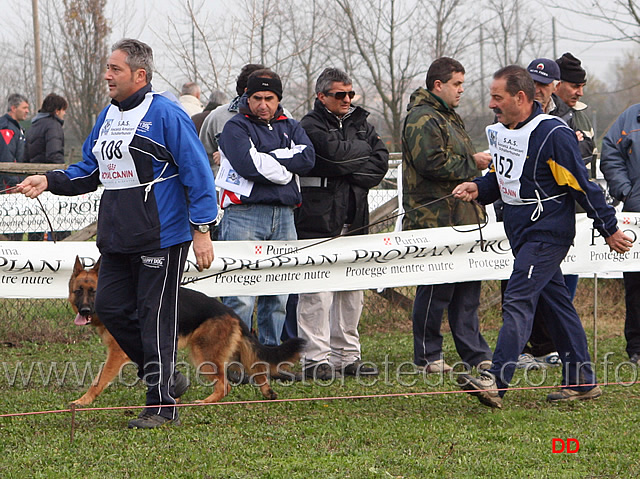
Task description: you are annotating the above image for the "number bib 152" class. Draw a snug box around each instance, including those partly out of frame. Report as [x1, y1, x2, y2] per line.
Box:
[485, 114, 554, 205]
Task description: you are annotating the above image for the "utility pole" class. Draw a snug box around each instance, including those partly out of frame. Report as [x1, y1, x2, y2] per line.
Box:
[32, 0, 43, 108]
[552, 17, 557, 59]
[479, 25, 484, 110]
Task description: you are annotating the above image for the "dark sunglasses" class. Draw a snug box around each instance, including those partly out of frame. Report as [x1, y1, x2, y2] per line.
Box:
[325, 90, 356, 100]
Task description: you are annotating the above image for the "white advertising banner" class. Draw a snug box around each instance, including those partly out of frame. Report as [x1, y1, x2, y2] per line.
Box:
[0, 190, 102, 234]
[1, 213, 639, 299]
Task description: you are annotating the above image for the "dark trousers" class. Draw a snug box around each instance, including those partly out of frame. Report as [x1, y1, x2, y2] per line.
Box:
[502, 273, 579, 357]
[94, 242, 190, 419]
[489, 242, 595, 395]
[624, 272, 640, 357]
[281, 293, 299, 342]
[412, 281, 492, 367]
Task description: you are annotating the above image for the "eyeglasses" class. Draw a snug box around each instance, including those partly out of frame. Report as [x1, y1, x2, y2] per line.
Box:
[324, 90, 356, 100]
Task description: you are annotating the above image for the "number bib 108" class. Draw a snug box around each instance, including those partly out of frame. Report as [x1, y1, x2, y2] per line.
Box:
[485, 114, 554, 205]
[92, 93, 154, 190]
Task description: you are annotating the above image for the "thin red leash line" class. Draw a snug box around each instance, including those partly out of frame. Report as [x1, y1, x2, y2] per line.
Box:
[1, 381, 636, 419]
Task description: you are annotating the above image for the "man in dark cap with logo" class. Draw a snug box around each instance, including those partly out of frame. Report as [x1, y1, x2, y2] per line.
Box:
[527, 58, 561, 114]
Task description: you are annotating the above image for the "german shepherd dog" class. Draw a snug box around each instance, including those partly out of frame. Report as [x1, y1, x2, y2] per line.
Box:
[68, 256, 305, 405]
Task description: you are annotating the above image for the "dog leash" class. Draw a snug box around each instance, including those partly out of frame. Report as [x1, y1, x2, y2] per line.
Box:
[2, 185, 57, 243]
[4, 185, 485, 275]
[182, 194, 487, 286]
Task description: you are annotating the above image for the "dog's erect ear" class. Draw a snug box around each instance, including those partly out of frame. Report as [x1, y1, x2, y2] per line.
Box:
[73, 256, 84, 276]
[92, 256, 101, 273]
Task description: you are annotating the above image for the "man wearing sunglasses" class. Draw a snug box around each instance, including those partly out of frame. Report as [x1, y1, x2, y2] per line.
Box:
[295, 68, 389, 381]
[402, 57, 493, 375]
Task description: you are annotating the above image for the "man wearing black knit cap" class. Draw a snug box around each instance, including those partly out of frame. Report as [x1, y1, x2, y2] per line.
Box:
[556, 52, 596, 167]
[217, 69, 315, 347]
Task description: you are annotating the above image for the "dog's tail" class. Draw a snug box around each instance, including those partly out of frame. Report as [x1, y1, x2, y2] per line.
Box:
[237, 321, 306, 376]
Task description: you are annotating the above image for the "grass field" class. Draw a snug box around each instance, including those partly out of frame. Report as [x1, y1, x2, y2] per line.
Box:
[1, 279, 639, 478]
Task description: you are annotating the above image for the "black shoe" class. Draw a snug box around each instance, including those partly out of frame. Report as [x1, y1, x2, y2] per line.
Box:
[630, 353, 640, 364]
[272, 370, 303, 382]
[343, 360, 379, 376]
[172, 370, 190, 399]
[128, 413, 181, 429]
[304, 363, 341, 381]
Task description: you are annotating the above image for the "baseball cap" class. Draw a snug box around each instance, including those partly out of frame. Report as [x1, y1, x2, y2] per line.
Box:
[527, 58, 561, 84]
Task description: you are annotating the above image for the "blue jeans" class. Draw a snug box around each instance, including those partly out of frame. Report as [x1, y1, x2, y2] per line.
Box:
[219, 204, 295, 345]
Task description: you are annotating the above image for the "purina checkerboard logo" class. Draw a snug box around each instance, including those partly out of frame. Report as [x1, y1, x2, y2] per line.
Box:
[383, 237, 392, 246]
[623, 216, 631, 225]
[255, 245, 263, 255]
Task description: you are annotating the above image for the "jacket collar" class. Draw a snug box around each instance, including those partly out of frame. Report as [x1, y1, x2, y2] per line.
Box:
[238, 94, 286, 125]
[513, 101, 543, 129]
[111, 83, 152, 111]
[406, 87, 451, 113]
[312, 98, 365, 123]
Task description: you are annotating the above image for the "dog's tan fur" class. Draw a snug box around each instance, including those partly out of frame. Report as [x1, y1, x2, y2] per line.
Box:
[69, 256, 304, 405]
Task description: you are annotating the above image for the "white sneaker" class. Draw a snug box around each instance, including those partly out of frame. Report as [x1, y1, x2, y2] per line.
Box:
[516, 353, 541, 370]
[535, 352, 561, 367]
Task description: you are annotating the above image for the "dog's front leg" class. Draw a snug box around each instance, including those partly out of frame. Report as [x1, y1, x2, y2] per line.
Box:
[70, 337, 130, 406]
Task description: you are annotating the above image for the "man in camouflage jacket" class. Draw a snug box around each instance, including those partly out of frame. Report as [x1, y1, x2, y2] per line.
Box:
[402, 57, 492, 373]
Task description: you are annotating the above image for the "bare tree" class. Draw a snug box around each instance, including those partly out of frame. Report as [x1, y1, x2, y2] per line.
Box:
[547, 0, 640, 46]
[153, 0, 237, 96]
[334, 0, 440, 150]
[275, 0, 333, 116]
[482, 0, 545, 67]
[43, 0, 110, 141]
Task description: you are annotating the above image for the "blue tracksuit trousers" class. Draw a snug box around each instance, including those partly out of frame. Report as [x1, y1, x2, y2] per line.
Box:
[488, 241, 596, 396]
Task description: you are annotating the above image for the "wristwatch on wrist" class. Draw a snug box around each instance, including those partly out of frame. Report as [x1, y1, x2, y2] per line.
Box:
[196, 224, 210, 234]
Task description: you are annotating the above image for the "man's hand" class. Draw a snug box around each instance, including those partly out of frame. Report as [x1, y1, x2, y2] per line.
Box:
[212, 151, 221, 166]
[16, 175, 48, 198]
[605, 229, 634, 254]
[192, 230, 214, 271]
[473, 152, 491, 170]
[575, 130, 584, 142]
[452, 182, 479, 202]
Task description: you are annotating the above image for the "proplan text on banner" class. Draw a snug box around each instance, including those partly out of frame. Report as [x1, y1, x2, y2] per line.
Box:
[0, 190, 101, 234]
[1, 214, 640, 299]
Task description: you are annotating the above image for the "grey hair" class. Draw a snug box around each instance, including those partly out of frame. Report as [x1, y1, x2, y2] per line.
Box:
[207, 89, 227, 105]
[7, 93, 28, 111]
[112, 38, 154, 82]
[315, 68, 352, 95]
[181, 82, 200, 96]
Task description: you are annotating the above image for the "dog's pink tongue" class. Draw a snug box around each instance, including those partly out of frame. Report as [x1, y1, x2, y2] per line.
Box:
[74, 313, 89, 326]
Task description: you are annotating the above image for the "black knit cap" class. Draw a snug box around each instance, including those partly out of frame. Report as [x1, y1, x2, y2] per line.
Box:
[246, 75, 283, 100]
[556, 52, 586, 84]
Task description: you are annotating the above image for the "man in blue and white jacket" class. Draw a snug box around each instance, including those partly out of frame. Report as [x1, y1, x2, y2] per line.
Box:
[18, 39, 217, 429]
[217, 69, 315, 346]
[453, 65, 632, 408]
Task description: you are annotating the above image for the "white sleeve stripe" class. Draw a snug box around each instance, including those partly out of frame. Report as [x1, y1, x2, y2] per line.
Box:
[249, 138, 293, 185]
